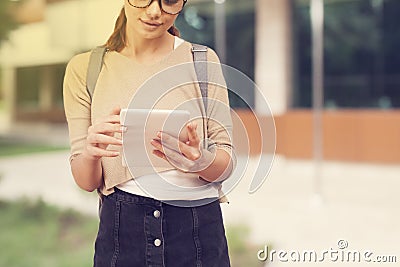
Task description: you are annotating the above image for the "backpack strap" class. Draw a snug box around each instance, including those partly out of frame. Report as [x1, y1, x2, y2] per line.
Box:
[191, 44, 208, 115]
[86, 46, 107, 217]
[86, 46, 107, 100]
[191, 43, 209, 150]
[192, 44, 226, 203]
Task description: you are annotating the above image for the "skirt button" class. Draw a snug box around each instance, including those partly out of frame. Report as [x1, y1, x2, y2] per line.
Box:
[154, 238, 162, 247]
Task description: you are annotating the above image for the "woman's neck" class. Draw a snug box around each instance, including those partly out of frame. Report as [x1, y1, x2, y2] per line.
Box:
[121, 32, 175, 64]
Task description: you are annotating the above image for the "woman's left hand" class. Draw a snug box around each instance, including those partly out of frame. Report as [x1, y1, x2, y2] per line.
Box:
[151, 122, 216, 173]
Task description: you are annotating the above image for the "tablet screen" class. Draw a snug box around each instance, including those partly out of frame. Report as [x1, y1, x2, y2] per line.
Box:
[120, 109, 190, 168]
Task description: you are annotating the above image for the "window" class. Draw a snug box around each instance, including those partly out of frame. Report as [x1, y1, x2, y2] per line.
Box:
[293, 0, 400, 108]
[176, 0, 255, 109]
[16, 64, 66, 111]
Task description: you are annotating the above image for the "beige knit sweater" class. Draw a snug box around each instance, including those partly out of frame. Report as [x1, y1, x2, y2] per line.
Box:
[63, 41, 233, 196]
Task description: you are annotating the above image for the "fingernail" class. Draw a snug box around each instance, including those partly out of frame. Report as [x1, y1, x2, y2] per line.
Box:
[121, 126, 127, 132]
[157, 131, 161, 138]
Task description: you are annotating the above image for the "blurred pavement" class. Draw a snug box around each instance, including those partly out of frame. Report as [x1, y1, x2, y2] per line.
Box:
[0, 150, 99, 215]
[222, 156, 400, 266]
[0, 148, 399, 266]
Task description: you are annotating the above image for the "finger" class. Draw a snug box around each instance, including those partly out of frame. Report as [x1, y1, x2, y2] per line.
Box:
[151, 138, 192, 169]
[150, 139, 163, 150]
[92, 107, 121, 126]
[186, 122, 200, 145]
[87, 145, 120, 158]
[103, 114, 122, 124]
[151, 138, 183, 161]
[90, 122, 123, 135]
[94, 107, 121, 124]
[110, 106, 121, 116]
[162, 145, 194, 170]
[87, 133, 123, 146]
[158, 132, 182, 152]
[94, 115, 121, 126]
[152, 149, 167, 161]
[158, 131, 201, 161]
[152, 149, 193, 172]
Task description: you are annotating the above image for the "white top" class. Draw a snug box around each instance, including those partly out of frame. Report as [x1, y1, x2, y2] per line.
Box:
[174, 36, 185, 49]
[116, 36, 220, 200]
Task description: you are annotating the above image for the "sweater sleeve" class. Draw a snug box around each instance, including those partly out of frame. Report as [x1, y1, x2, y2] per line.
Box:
[63, 52, 92, 160]
[205, 48, 235, 156]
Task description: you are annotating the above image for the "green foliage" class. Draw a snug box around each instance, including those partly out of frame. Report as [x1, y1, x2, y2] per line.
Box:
[0, 0, 19, 45]
[226, 224, 265, 267]
[0, 198, 98, 267]
[0, 137, 68, 157]
[0, 199, 268, 266]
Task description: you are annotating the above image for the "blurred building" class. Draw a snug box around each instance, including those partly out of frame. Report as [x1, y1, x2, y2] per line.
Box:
[0, 0, 399, 163]
[0, 0, 122, 125]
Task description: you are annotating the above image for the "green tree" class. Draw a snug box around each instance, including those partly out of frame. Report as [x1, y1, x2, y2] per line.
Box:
[0, 0, 20, 102]
[0, 0, 19, 45]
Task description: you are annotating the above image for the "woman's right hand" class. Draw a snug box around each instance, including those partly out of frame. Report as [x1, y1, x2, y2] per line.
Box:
[83, 106, 124, 160]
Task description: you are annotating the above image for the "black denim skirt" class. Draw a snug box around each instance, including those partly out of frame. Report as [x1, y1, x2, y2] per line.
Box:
[94, 188, 231, 267]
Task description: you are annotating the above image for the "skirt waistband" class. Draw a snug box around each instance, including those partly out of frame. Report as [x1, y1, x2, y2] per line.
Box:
[112, 187, 219, 208]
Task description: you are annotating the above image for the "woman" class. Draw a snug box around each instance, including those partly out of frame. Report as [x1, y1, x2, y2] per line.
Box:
[63, 0, 235, 266]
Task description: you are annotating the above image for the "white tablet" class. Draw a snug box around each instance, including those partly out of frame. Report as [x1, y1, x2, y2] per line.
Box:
[120, 109, 190, 168]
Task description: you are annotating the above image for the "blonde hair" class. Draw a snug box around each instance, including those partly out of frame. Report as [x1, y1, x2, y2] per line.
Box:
[105, 7, 181, 52]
